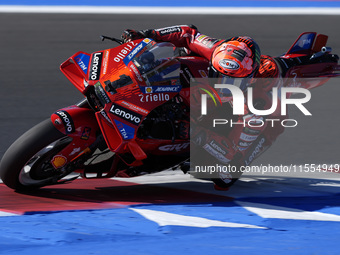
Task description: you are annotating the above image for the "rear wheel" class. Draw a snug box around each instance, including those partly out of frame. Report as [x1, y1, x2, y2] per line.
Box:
[0, 119, 72, 190]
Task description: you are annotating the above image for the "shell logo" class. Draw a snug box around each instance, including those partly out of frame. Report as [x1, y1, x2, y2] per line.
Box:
[51, 155, 67, 169]
[199, 70, 207, 78]
[145, 87, 153, 93]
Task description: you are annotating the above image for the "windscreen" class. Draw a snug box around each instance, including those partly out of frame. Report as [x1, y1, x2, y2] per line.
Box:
[131, 42, 181, 86]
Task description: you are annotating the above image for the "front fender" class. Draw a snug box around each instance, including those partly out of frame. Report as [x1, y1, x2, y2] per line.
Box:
[51, 105, 100, 145]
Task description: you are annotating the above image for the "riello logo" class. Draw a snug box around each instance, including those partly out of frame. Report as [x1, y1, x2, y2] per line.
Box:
[201, 84, 312, 128]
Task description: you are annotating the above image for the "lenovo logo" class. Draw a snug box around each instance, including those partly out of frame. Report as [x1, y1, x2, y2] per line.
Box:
[109, 103, 142, 126]
[89, 52, 103, 80]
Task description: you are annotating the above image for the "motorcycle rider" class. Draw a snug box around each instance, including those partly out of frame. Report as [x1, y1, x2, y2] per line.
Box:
[121, 25, 285, 190]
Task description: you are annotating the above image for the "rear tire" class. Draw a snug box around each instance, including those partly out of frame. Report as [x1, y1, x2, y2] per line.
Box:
[0, 119, 70, 190]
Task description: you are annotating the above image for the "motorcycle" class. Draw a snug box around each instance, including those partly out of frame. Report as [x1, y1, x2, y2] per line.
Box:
[0, 32, 339, 191]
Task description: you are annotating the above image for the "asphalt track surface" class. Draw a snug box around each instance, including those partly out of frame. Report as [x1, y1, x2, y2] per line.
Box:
[1, 13, 340, 255]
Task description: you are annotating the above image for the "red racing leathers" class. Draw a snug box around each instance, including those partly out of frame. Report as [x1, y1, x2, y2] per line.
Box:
[123, 25, 285, 188]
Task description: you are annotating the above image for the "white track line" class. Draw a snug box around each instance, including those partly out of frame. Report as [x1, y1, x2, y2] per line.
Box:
[0, 210, 20, 217]
[130, 208, 266, 229]
[1, 6, 340, 15]
[236, 201, 340, 221]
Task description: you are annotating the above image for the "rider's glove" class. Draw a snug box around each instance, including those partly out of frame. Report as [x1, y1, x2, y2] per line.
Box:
[121, 29, 145, 43]
[121, 29, 156, 43]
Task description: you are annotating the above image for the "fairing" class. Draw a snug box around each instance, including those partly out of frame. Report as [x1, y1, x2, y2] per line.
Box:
[60, 39, 188, 166]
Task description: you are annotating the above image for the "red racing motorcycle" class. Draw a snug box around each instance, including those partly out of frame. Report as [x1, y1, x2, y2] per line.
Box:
[0, 32, 339, 190]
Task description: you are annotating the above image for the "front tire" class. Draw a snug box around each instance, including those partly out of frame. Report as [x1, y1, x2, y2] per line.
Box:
[0, 119, 71, 190]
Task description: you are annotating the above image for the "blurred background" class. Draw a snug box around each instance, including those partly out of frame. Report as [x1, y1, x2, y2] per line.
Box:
[1, 4, 340, 165]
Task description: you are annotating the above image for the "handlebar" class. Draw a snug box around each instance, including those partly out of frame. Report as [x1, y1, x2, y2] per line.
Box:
[100, 35, 123, 45]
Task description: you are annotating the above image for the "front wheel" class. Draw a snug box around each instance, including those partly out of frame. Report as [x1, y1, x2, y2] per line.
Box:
[0, 119, 72, 190]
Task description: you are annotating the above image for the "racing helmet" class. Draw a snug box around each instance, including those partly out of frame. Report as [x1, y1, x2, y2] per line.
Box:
[209, 36, 261, 82]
